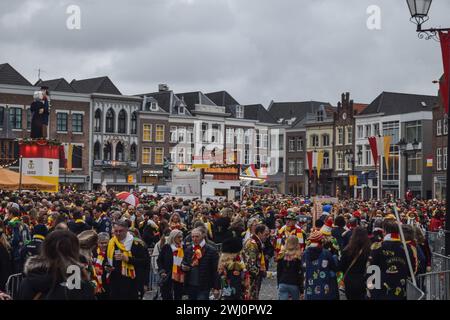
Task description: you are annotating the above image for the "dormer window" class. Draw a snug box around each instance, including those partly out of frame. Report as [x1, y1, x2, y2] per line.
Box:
[179, 105, 185, 115]
[236, 105, 244, 119]
[150, 102, 158, 111]
[317, 110, 324, 122]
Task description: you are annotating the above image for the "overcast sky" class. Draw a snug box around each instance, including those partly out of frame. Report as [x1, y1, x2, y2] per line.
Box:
[1, 0, 449, 106]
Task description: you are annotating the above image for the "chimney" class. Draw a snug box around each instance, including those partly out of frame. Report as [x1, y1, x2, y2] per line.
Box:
[158, 84, 169, 92]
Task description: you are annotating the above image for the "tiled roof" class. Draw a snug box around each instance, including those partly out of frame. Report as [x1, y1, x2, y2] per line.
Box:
[0, 63, 32, 86]
[35, 78, 75, 93]
[70, 76, 121, 95]
[359, 91, 438, 116]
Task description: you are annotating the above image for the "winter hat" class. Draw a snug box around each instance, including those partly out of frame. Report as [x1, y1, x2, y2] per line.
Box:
[285, 212, 297, 220]
[320, 217, 334, 236]
[308, 230, 324, 244]
[384, 214, 396, 221]
[221, 237, 243, 254]
[32, 224, 48, 238]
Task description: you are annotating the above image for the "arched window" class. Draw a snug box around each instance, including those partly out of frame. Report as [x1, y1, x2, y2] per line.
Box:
[323, 151, 330, 169]
[105, 108, 115, 133]
[322, 134, 330, 147]
[311, 135, 319, 147]
[94, 141, 101, 160]
[118, 109, 127, 134]
[130, 143, 137, 162]
[94, 109, 102, 132]
[115, 142, 124, 161]
[103, 142, 112, 161]
[131, 112, 137, 134]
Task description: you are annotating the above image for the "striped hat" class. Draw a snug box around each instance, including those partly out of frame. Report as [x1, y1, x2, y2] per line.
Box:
[308, 230, 324, 243]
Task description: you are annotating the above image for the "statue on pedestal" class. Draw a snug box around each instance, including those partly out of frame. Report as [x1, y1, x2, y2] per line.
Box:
[30, 86, 50, 139]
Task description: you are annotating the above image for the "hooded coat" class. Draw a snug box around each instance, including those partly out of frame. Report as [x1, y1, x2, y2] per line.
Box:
[17, 256, 95, 300]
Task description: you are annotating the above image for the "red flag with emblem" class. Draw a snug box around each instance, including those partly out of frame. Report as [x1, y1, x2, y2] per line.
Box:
[439, 31, 450, 113]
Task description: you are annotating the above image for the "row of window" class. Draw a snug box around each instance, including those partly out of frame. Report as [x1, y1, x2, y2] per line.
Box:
[93, 142, 137, 162]
[336, 126, 353, 145]
[94, 108, 137, 134]
[56, 113, 83, 133]
[436, 118, 448, 136]
[0, 107, 84, 133]
[436, 147, 448, 171]
[142, 147, 165, 165]
[288, 138, 303, 152]
[357, 123, 380, 139]
[142, 124, 165, 142]
[335, 152, 355, 171]
[309, 134, 330, 148]
[288, 160, 304, 176]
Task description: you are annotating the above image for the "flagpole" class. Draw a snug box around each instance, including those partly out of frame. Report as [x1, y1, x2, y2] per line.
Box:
[393, 205, 417, 286]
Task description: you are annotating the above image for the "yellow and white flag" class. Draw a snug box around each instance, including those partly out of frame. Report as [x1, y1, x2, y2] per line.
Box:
[317, 151, 324, 178]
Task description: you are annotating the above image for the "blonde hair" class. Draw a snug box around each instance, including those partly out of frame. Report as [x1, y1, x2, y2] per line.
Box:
[279, 236, 301, 259]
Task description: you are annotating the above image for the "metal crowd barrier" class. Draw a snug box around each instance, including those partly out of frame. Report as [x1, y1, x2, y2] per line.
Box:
[406, 279, 425, 300]
[427, 231, 446, 255]
[415, 270, 450, 300]
[431, 252, 450, 272]
[5, 273, 23, 300]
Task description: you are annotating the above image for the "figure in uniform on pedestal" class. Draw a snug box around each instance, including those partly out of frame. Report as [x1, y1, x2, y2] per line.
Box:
[30, 86, 50, 139]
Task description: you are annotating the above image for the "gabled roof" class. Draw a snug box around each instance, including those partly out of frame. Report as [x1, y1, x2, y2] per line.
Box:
[175, 91, 217, 111]
[353, 103, 368, 115]
[268, 101, 332, 123]
[35, 78, 75, 93]
[359, 91, 438, 116]
[244, 104, 277, 123]
[70, 76, 121, 95]
[140, 91, 172, 113]
[206, 91, 240, 107]
[0, 63, 32, 86]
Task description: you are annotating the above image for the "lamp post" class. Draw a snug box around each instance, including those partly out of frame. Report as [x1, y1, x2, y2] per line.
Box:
[399, 138, 420, 199]
[405, 0, 450, 256]
[345, 149, 355, 199]
[357, 148, 363, 199]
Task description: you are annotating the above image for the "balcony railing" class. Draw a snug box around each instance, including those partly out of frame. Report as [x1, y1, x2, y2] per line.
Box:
[93, 160, 138, 168]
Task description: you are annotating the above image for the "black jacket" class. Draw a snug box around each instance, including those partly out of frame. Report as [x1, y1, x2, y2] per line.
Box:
[212, 217, 231, 244]
[67, 221, 92, 235]
[157, 244, 174, 276]
[109, 237, 150, 300]
[182, 243, 220, 290]
[276, 256, 304, 291]
[17, 256, 95, 300]
[0, 244, 12, 291]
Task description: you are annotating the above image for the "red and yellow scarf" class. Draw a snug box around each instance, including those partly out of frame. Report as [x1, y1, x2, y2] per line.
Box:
[171, 244, 184, 283]
[192, 239, 206, 267]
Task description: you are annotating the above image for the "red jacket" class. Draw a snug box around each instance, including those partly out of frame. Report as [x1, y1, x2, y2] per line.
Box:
[429, 218, 443, 232]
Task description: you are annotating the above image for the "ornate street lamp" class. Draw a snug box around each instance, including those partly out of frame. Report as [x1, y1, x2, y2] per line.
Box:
[406, 0, 450, 256]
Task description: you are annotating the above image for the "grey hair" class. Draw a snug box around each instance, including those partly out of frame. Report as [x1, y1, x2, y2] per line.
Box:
[167, 229, 184, 245]
[98, 232, 110, 242]
[192, 227, 205, 238]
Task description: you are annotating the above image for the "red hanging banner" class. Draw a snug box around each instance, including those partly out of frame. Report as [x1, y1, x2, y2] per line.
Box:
[307, 151, 313, 178]
[439, 31, 450, 113]
[368, 136, 378, 167]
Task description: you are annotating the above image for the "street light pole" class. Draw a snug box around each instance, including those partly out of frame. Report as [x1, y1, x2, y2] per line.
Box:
[406, 0, 450, 255]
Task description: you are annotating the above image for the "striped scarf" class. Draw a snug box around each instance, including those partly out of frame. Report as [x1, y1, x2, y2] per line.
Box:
[192, 239, 206, 267]
[171, 244, 184, 283]
[107, 235, 136, 279]
[94, 247, 110, 291]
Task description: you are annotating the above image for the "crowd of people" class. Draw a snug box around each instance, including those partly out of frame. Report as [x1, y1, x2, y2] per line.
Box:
[0, 189, 446, 300]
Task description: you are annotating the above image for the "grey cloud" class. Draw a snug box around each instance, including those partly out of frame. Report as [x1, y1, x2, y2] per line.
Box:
[0, 0, 449, 106]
